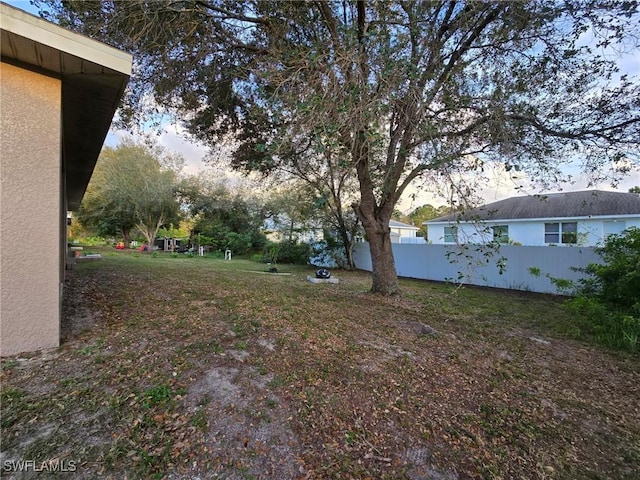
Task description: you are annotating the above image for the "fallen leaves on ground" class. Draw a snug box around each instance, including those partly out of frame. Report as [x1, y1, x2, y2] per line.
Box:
[1, 248, 638, 479]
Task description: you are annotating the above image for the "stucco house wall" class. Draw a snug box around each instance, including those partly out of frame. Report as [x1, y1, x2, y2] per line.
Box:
[0, 3, 131, 357]
[0, 63, 62, 355]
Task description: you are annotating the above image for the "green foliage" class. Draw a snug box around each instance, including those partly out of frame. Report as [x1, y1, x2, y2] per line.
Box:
[46, 0, 640, 295]
[527, 267, 542, 278]
[142, 385, 173, 409]
[250, 253, 264, 263]
[565, 227, 640, 351]
[72, 236, 110, 247]
[262, 244, 280, 264]
[547, 276, 575, 296]
[192, 234, 214, 247]
[77, 139, 181, 248]
[407, 204, 451, 239]
[565, 297, 640, 352]
[223, 232, 252, 255]
[581, 227, 640, 310]
[261, 241, 310, 265]
[264, 185, 323, 243]
[180, 175, 267, 254]
[157, 223, 189, 240]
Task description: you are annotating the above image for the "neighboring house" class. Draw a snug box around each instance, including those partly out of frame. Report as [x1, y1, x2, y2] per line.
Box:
[0, 4, 132, 356]
[264, 217, 421, 245]
[262, 217, 325, 244]
[424, 190, 640, 247]
[389, 219, 423, 244]
[264, 218, 421, 244]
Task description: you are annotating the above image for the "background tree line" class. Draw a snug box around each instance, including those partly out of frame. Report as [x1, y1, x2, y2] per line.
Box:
[76, 139, 449, 262]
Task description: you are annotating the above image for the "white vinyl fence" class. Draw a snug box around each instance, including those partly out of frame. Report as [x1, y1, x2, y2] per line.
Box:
[352, 242, 601, 294]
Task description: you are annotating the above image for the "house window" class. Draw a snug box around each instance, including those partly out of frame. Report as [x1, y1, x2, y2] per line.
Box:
[444, 226, 458, 243]
[545, 222, 577, 244]
[492, 225, 509, 243]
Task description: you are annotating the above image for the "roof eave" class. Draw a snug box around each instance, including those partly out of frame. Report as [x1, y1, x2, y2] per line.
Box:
[424, 213, 640, 225]
[1, 2, 132, 210]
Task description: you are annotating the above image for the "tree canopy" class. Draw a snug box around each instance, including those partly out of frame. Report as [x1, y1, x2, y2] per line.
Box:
[178, 173, 267, 254]
[78, 140, 181, 249]
[407, 204, 452, 239]
[43, 0, 640, 294]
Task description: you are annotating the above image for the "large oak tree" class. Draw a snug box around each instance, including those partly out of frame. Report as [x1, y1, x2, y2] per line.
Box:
[42, 1, 640, 294]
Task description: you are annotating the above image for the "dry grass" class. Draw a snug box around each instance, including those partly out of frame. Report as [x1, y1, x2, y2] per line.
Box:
[1, 247, 638, 479]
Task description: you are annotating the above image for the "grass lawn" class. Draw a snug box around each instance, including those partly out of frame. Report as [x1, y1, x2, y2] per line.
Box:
[1, 247, 638, 479]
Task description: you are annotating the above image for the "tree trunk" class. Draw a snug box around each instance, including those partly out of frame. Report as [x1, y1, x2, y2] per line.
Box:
[288, 218, 295, 242]
[138, 212, 165, 253]
[347, 240, 356, 270]
[360, 215, 399, 295]
[121, 226, 131, 248]
[338, 228, 355, 270]
[351, 131, 401, 295]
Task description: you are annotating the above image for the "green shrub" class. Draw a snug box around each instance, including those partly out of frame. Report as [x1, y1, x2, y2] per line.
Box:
[223, 232, 253, 255]
[261, 241, 310, 265]
[73, 236, 109, 246]
[566, 296, 639, 351]
[193, 234, 215, 248]
[566, 227, 640, 352]
[581, 227, 640, 310]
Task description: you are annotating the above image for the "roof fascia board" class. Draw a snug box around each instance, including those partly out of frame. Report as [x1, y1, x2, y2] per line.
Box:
[0, 3, 131, 75]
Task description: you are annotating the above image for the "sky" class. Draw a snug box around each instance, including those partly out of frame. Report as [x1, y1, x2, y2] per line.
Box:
[6, 0, 640, 212]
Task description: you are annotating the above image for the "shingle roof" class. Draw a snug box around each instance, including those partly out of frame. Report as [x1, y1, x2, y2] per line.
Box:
[426, 190, 640, 223]
[390, 219, 419, 229]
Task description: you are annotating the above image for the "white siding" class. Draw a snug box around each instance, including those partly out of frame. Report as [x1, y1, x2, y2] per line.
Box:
[427, 217, 640, 247]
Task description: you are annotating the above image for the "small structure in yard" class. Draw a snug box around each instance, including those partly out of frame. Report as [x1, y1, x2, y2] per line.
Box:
[315, 268, 331, 279]
[155, 237, 183, 252]
[76, 254, 103, 262]
[307, 269, 339, 284]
